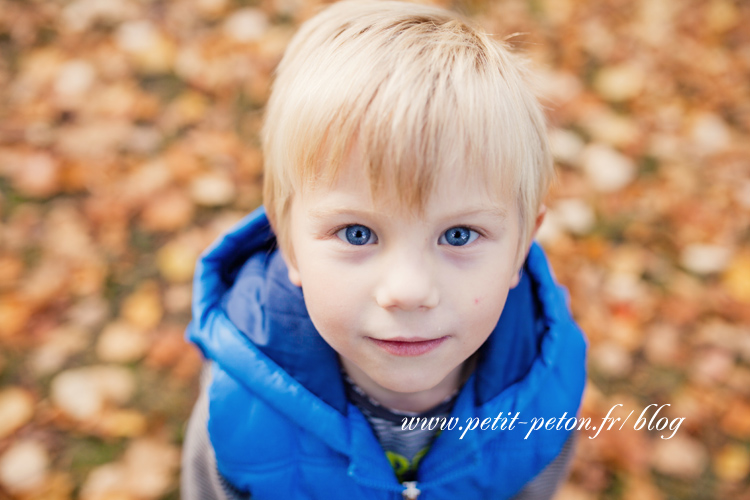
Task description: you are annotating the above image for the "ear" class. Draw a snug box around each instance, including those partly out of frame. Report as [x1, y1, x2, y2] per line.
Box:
[509, 204, 547, 288]
[280, 247, 302, 288]
[531, 204, 547, 242]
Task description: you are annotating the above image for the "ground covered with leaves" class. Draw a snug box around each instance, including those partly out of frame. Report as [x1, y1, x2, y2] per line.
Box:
[0, 0, 748, 498]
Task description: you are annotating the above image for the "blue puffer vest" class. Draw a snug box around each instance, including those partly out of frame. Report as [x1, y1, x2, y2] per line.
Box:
[187, 206, 587, 500]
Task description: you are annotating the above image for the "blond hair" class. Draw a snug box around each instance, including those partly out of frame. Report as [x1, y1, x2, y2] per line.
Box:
[262, 0, 553, 271]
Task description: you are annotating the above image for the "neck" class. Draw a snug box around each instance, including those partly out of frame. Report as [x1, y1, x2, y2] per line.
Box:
[341, 356, 476, 413]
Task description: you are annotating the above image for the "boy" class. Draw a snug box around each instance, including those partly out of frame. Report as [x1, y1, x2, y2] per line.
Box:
[182, 1, 587, 499]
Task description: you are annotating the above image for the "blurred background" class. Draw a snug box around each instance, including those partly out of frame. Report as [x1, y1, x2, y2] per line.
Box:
[0, 0, 748, 498]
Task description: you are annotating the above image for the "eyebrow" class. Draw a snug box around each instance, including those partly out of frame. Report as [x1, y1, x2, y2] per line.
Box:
[308, 205, 509, 223]
[444, 206, 509, 221]
[308, 207, 380, 222]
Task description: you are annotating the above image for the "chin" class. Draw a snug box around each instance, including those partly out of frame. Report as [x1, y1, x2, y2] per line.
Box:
[374, 369, 445, 395]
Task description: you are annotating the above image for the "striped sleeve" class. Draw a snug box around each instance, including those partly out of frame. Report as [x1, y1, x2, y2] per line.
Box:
[181, 364, 250, 500]
[510, 430, 577, 500]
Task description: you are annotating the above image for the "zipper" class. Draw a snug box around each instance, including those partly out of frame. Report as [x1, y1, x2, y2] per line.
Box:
[402, 481, 421, 499]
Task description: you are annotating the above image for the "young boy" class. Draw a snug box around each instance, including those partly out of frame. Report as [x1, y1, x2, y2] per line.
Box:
[182, 1, 587, 499]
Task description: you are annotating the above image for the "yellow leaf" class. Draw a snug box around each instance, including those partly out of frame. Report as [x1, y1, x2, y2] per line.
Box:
[121, 282, 162, 331]
[0, 387, 35, 439]
[722, 252, 750, 304]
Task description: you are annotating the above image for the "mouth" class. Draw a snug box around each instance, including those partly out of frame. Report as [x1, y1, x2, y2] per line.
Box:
[367, 336, 448, 357]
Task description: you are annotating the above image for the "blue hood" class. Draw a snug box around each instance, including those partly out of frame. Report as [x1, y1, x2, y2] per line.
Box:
[187, 205, 587, 499]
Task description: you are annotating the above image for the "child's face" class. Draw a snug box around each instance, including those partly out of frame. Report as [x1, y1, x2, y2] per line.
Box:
[283, 155, 524, 410]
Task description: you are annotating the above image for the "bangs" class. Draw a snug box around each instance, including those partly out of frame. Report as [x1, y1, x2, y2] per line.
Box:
[263, 0, 553, 267]
[324, 26, 524, 214]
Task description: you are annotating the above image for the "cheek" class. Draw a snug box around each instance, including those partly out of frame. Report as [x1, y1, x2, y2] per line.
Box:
[460, 269, 512, 326]
[298, 263, 363, 333]
[463, 264, 512, 302]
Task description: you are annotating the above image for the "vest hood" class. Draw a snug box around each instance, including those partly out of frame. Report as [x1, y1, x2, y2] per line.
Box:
[187, 205, 587, 497]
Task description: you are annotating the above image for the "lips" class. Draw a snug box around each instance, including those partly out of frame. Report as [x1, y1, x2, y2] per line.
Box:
[368, 336, 448, 357]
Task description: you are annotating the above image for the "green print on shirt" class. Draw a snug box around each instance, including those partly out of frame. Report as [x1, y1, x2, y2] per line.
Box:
[386, 447, 430, 483]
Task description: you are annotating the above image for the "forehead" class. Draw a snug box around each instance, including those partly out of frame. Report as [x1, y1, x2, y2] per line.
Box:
[301, 148, 514, 221]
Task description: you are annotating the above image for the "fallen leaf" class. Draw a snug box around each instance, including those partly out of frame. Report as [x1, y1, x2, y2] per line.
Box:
[594, 63, 645, 102]
[67, 295, 110, 330]
[145, 329, 186, 369]
[61, 0, 141, 33]
[54, 59, 97, 100]
[0, 293, 34, 338]
[680, 243, 732, 275]
[0, 440, 49, 494]
[591, 340, 632, 378]
[643, 323, 682, 366]
[0, 254, 23, 290]
[621, 474, 664, 500]
[121, 282, 163, 331]
[97, 409, 147, 438]
[122, 438, 180, 498]
[157, 240, 199, 283]
[96, 322, 149, 363]
[80, 438, 179, 500]
[29, 325, 90, 375]
[714, 444, 750, 483]
[581, 109, 640, 148]
[690, 113, 731, 156]
[115, 20, 176, 73]
[553, 199, 596, 235]
[163, 284, 192, 313]
[79, 463, 132, 500]
[140, 188, 195, 232]
[50, 366, 136, 421]
[549, 128, 585, 165]
[690, 347, 734, 386]
[172, 344, 203, 380]
[651, 435, 708, 479]
[223, 8, 270, 43]
[12, 153, 60, 198]
[707, 0, 740, 34]
[722, 252, 750, 303]
[721, 399, 750, 438]
[0, 387, 35, 438]
[196, 0, 229, 17]
[580, 144, 636, 193]
[190, 172, 236, 206]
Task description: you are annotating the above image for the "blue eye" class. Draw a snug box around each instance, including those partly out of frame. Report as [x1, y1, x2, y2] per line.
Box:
[439, 227, 479, 246]
[337, 224, 377, 245]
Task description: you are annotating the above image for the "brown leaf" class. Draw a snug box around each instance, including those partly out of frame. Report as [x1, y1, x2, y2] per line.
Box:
[144, 328, 187, 369]
[140, 188, 195, 232]
[721, 399, 750, 438]
[0, 293, 34, 338]
[12, 152, 61, 198]
[29, 325, 90, 376]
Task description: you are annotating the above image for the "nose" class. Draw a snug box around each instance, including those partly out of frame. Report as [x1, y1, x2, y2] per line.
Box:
[374, 250, 439, 311]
